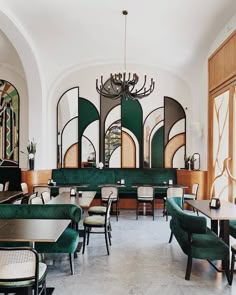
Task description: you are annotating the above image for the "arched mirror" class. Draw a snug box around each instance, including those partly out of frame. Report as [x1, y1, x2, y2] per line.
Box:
[0, 80, 19, 167]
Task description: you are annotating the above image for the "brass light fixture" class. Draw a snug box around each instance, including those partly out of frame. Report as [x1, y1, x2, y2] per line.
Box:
[96, 10, 155, 100]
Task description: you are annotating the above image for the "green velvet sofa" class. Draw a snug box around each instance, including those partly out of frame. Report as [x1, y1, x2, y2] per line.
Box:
[51, 168, 177, 199]
[166, 197, 230, 283]
[0, 204, 82, 275]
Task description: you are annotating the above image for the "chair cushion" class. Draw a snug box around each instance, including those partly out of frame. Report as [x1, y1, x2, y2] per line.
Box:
[83, 215, 105, 226]
[0, 262, 47, 287]
[35, 228, 79, 254]
[88, 206, 106, 214]
[184, 193, 195, 199]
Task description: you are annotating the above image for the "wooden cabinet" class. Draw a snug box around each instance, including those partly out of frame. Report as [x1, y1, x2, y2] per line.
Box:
[21, 170, 52, 193]
[177, 170, 208, 200]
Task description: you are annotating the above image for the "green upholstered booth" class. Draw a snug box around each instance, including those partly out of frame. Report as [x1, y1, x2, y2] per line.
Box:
[51, 168, 177, 199]
[0, 204, 82, 275]
[166, 197, 230, 282]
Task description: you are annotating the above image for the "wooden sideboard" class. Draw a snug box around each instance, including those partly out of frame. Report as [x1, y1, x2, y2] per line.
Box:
[21, 170, 52, 193]
[177, 169, 208, 200]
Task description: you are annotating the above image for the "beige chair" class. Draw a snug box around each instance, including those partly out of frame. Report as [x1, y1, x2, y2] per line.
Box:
[136, 186, 155, 220]
[59, 187, 71, 194]
[33, 186, 51, 195]
[4, 180, 9, 191]
[82, 196, 113, 255]
[164, 187, 184, 221]
[0, 184, 3, 191]
[0, 247, 47, 295]
[30, 195, 44, 204]
[21, 182, 29, 195]
[101, 186, 119, 221]
[184, 183, 199, 201]
[41, 191, 51, 204]
[28, 192, 38, 204]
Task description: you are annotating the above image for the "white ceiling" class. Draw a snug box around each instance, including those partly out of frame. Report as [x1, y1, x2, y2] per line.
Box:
[0, 0, 236, 82]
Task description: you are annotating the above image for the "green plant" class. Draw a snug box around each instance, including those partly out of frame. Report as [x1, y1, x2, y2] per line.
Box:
[27, 139, 37, 155]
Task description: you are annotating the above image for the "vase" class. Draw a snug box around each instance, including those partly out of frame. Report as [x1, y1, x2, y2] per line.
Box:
[29, 158, 35, 170]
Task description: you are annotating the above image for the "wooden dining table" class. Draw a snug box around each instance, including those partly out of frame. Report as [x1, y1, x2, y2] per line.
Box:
[186, 199, 236, 245]
[48, 191, 96, 209]
[0, 219, 70, 248]
[0, 191, 23, 204]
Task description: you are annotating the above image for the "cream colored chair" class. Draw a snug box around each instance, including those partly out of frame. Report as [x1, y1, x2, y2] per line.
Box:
[136, 186, 155, 220]
[41, 191, 51, 204]
[101, 186, 119, 221]
[0, 184, 3, 191]
[164, 187, 184, 221]
[59, 187, 71, 194]
[4, 180, 9, 191]
[21, 182, 29, 195]
[0, 247, 47, 295]
[30, 195, 44, 204]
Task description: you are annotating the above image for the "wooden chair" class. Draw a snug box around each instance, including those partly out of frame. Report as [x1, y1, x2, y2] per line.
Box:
[82, 196, 113, 255]
[136, 186, 155, 220]
[0, 247, 47, 295]
[183, 183, 199, 214]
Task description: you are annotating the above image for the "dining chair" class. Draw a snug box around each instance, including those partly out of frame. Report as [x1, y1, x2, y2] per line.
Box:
[183, 183, 199, 214]
[82, 196, 113, 255]
[0, 247, 47, 295]
[0, 183, 3, 191]
[136, 186, 155, 220]
[28, 192, 38, 204]
[30, 195, 44, 204]
[33, 185, 51, 195]
[4, 180, 10, 191]
[59, 187, 71, 194]
[164, 187, 184, 221]
[21, 182, 29, 195]
[101, 186, 119, 221]
[41, 191, 51, 204]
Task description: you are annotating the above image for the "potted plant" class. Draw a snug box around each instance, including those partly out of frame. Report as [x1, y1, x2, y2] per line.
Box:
[27, 139, 36, 170]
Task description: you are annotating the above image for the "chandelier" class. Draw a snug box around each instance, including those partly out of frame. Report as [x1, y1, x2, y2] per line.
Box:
[96, 10, 155, 100]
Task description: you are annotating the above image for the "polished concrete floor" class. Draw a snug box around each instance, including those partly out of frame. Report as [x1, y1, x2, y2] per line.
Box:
[46, 210, 236, 295]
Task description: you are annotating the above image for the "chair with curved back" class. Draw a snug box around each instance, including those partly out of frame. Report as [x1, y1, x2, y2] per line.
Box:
[0, 247, 47, 295]
[0, 184, 4, 191]
[30, 196, 44, 204]
[33, 186, 51, 195]
[183, 183, 199, 214]
[41, 191, 51, 204]
[4, 181, 10, 191]
[82, 196, 113, 255]
[21, 182, 29, 195]
[28, 192, 38, 204]
[101, 186, 119, 221]
[164, 187, 184, 221]
[58, 187, 71, 194]
[136, 186, 155, 220]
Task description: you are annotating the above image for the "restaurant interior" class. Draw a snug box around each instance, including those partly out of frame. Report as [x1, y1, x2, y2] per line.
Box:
[0, 0, 236, 294]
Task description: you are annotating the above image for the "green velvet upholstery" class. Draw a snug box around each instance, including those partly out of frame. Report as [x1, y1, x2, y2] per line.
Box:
[0, 204, 82, 275]
[229, 220, 236, 239]
[52, 168, 177, 199]
[167, 197, 230, 281]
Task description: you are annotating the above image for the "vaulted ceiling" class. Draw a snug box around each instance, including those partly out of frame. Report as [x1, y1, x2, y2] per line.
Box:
[0, 0, 236, 83]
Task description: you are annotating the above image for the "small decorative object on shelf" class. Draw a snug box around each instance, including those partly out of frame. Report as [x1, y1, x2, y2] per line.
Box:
[27, 139, 36, 170]
[70, 187, 76, 197]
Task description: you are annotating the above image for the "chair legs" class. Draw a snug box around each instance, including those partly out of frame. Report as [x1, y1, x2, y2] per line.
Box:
[69, 253, 75, 275]
[168, 232, 173, 243]
[185, 254, 192, 280]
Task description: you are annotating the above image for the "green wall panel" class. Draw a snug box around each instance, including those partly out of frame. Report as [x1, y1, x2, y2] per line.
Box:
[151, 126, 164, 168]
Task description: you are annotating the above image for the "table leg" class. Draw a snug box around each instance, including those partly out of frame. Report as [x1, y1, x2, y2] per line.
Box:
[220, 220, 229, 245]
[211, 220, 218, 236]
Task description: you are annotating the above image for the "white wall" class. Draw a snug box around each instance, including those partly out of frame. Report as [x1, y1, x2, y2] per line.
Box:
[46, 63, 191, 168]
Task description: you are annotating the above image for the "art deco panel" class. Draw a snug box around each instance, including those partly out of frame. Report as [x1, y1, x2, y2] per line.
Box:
[0, 80, 19, 167]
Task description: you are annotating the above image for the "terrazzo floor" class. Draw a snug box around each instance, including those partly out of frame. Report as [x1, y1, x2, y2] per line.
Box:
[45, 210, 236, 295]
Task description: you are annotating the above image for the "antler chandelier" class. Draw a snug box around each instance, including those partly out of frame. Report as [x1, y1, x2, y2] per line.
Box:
[96, 10, 155, 100]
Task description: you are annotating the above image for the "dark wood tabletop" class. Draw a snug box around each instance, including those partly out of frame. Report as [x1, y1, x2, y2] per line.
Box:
[186, 200, 236, 220]
[0, 219, 70, 247]
[48, 191, 96, 209]
[0, 191, 23, 204]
